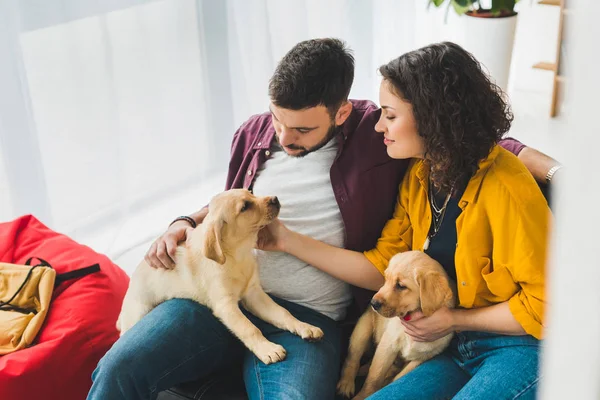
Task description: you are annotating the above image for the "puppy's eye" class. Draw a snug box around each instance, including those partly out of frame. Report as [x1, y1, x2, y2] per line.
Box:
[240, 201, 251, 212]
[395, 282, 406, 291]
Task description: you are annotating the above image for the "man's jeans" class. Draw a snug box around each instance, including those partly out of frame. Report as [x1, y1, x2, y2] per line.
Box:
[87, 297, 342, 400]
[367, 331, 540, 400]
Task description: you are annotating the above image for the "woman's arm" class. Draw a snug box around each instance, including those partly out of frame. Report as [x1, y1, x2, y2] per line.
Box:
[259, 220, 384, 291]
[285, 228, 384, 291]
[400, 302, 526, 342]
[452, 302, 525, 334]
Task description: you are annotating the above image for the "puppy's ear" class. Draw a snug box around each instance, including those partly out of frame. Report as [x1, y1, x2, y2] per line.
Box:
[202, 218, 226, 265]
[416, 271, 453, 317]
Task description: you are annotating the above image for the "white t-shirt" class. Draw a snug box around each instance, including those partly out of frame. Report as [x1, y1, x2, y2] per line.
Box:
[251, 138, 352, 321]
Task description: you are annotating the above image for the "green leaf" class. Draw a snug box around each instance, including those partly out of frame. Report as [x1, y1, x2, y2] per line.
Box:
[431, 0, 446, 7]
[453, 0, 472, 6]
[452, 0, 472, 15]
[491, 0, 516, 14]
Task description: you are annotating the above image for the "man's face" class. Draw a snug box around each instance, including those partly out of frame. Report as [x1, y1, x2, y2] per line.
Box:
[269, 104, 338, 158]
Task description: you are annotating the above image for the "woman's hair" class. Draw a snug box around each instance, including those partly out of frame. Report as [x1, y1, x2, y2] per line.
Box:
[379, 42, 513, 193]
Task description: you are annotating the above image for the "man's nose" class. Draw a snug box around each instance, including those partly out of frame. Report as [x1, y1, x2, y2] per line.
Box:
[278, 128, 295, 147]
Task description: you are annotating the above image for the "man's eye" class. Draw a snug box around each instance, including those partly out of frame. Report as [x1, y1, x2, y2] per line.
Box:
[241, 201, 251, 212]
[395, 282, 406, 290]
[297, 129, 310, 134]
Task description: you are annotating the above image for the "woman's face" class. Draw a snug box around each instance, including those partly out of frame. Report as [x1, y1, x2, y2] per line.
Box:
[375, 80, 425, 160]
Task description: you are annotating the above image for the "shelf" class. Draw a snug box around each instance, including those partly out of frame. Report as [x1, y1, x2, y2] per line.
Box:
[538, 0, 560, 6]
[533, 62, 557, 71]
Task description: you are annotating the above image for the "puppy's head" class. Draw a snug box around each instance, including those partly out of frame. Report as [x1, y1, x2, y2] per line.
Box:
[200, 189, 280, 264]
[370, 251, 454, 318]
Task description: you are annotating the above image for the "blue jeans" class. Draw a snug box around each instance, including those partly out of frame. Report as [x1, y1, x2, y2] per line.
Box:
[367, 331, 540, 400]
[87, 297, 342, 400]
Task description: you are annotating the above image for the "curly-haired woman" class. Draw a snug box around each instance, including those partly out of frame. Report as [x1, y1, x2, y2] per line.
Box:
[258, 42, 550, 399]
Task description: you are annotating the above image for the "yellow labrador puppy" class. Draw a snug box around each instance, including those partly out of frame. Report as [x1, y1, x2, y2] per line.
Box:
[337, 251, 455, 399]
[117, 189, 323, 365]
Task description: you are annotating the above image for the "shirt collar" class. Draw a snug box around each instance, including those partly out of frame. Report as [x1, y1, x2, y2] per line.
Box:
[415, 145, 502, 209]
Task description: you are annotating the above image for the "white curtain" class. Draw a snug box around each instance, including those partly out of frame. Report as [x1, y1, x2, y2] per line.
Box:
[0, 0, 417, 255]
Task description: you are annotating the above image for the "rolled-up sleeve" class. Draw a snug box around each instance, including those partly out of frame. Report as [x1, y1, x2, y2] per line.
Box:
[507, 202, 551, 339]
[364, 175, 413, 275]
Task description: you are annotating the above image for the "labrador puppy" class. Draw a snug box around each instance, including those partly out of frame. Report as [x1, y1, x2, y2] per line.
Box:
[337, 251, 455, 399]
[117, 189, 323, 365]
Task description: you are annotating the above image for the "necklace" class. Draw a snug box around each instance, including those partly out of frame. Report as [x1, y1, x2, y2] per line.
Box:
[424, 179, 453, 251]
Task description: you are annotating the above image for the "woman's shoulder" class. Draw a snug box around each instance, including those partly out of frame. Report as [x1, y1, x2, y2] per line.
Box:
[482, 146, 548, 210]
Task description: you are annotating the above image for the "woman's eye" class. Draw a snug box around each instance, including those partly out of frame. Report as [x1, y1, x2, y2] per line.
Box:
[386, 116, 396, 121]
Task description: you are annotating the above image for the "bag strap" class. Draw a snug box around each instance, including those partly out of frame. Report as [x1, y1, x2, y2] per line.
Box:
[25, 257, 101, 287]
[24, 257, 52, 267]
[54, 263, 100, 286]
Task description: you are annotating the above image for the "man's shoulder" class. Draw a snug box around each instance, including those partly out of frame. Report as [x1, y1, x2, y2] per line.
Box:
[349, 99, 380, 122]
[344, 99, 380, 139]
[237, 112, 273, 137]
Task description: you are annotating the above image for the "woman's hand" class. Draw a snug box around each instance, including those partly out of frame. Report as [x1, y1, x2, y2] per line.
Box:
[256, 218, 290, 252]
[400, 307, 456, 342]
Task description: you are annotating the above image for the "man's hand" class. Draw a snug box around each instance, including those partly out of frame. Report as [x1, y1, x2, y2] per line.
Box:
[256, 218, 289, 252]
[145, 221, 194, 269]
[400, 307, 456, 342]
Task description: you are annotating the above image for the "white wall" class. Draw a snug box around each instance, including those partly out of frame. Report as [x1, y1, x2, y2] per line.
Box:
[539, 1, 600, 398]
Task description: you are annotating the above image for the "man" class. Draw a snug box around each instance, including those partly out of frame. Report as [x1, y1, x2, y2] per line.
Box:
[88, 38, 559, 400]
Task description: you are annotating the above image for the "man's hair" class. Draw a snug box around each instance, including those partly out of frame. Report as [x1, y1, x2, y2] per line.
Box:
[269, 38, 355, 117]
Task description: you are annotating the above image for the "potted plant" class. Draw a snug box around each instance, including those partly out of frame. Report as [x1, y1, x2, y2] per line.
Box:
[429, 0, 520, 91]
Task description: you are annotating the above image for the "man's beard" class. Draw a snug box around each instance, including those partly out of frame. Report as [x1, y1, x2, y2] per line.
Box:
[276, 123, 340, 158]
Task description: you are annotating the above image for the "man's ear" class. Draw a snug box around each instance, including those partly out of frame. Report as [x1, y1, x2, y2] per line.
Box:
[335, 101, 353, 126]
[202, 218, 226, 265]
[416, 271, 453, 317]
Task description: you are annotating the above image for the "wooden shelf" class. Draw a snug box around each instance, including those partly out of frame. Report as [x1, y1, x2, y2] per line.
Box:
[538, 0, 560, 6]
[532, 0, 565, 117]
[533, 62, 557, 71]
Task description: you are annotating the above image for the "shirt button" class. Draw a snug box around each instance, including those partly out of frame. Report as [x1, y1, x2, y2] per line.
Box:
[265, 150, 271, 156]
[461, 281, 467, 286]
[247, 169, 252, 175]
[257, 142, 262, 146]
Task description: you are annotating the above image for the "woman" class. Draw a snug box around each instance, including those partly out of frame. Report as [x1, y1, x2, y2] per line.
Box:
[259, 42, 549, 399]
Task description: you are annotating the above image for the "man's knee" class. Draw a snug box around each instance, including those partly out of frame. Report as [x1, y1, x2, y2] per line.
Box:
[90, 299, 235, 398]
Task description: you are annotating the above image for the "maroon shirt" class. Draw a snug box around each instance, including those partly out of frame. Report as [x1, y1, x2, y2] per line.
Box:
[223, 99, 524, 310]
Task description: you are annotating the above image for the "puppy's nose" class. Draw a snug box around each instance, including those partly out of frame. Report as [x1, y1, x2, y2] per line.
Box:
[268, 196, 280, 209]
[370, 299, 383, 311]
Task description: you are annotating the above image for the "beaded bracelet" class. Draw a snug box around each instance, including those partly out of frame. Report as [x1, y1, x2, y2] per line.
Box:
[169, 216, 197, 229]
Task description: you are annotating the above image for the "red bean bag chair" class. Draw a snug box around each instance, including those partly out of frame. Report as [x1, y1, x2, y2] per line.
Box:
[0, 215, 129, 400]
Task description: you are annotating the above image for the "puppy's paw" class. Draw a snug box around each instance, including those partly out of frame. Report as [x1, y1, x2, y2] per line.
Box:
[254, 341, 287, 365]
[336, 377, 356, 398]
[295, 323, 324, 342]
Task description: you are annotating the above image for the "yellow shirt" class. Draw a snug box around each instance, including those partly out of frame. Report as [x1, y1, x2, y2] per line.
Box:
[364, 145, 551, 339]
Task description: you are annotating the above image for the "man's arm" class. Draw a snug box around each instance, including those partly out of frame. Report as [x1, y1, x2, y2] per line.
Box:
[518, 146, 563, 186]
[145, 119, 254, 269]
